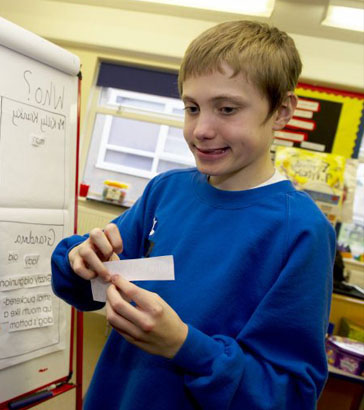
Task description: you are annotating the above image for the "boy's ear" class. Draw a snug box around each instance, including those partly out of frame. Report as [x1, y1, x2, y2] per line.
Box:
[272, 92, 298, 131]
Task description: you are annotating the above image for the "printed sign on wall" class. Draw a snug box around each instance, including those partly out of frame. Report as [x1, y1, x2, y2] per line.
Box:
[275, 147, 346, 224]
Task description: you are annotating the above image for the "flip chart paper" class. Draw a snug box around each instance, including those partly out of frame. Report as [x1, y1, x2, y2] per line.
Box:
[0, 17, 78, 401]
[0, 17, 80, 76]
[91, 255, 175, 303]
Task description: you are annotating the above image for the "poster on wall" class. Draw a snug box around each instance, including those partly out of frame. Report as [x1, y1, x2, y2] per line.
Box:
[337, 162, 364, 261]
[275, 146, 346, 224]
[0, 212, 68, 370]
[273, 83, 364, 159]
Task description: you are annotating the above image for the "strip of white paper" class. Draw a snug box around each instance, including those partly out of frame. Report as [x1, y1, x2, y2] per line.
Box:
[91, 255, 175, 302]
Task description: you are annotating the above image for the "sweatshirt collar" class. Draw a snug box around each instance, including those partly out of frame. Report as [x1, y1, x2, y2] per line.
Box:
[192, 170, 295, 209]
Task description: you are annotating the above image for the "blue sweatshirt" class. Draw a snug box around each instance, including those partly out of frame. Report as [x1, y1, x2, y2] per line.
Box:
[51, 168, 336, 410]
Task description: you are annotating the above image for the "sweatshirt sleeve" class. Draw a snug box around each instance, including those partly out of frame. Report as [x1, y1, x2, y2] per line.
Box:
[171, 209, 336, 410]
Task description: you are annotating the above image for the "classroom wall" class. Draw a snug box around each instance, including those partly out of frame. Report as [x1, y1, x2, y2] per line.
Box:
[1, 0, 363, 221]
[2, 1, 364, 99]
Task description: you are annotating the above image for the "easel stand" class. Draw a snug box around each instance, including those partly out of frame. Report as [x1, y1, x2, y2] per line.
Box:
[76, 310, 84, 410]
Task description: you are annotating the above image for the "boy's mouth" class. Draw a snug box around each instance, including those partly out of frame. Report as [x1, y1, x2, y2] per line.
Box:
[194, 146, 230, 161]
[196, 147, 229, 155]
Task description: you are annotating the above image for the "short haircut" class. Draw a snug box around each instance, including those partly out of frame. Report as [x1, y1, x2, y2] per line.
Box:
[178, 20, 302, 117]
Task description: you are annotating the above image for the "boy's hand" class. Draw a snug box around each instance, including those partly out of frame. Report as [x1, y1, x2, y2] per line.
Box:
[106, 276, 188, 359]
[68, 223, 123, 281]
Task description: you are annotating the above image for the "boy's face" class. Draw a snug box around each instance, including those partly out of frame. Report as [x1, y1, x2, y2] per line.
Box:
[182, 64, 287, 190]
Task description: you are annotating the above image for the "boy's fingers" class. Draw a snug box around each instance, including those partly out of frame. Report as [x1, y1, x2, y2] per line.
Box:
[111, 276, 160, 313]
[89, 228, 113, 260]
[107, 284, 149, 329]
[68, 224, 121, 281]
[105, 301, 139, 339]
[71, 257, 97, 280]
[104, 223, 123, 255]
[78, 245, 111, 281]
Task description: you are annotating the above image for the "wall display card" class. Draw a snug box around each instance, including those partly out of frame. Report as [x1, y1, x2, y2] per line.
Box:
[340, 159, 358, 224]
[0, 97, 66, 207]
[0, 45, 76, 209]
[275, 146, 346, 224]
[0, 210, 71, 370]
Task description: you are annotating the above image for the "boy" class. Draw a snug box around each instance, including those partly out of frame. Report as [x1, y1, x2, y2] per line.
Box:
[52, 20, 335, 409]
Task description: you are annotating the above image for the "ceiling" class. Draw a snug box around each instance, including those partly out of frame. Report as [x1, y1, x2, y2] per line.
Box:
[45, 0, 364, 44]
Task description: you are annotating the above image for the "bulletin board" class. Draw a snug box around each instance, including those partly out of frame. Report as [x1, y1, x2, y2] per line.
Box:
[274, 82, 364, 159]
[0, 18, 80, 406]
[273, 83, 364, 226]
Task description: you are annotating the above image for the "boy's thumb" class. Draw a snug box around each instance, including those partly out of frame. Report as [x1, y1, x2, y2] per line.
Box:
[109, 252, 120, 262]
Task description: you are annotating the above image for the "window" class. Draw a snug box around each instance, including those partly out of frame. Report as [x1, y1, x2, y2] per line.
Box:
[82, 63, 195, 204]
[96, 89, 194, 179]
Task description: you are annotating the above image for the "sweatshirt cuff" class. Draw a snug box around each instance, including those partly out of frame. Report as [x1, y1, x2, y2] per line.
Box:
[171, 324, 224, 375]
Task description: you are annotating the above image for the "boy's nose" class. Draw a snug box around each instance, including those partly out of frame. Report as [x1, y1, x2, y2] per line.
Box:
[193, 113, 216, 140]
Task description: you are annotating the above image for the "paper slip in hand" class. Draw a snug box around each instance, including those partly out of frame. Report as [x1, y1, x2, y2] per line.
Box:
[91, 255, 174, 302]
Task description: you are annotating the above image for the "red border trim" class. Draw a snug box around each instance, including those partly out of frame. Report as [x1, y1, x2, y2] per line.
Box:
[297, 82, 364, 100]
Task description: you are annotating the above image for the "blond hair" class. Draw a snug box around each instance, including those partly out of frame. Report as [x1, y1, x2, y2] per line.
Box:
[178, 20, 302, 116]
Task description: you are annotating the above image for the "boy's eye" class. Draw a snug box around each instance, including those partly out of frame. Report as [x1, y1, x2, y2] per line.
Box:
[220, 106, 237, 115]
[184, 105, 199, 114]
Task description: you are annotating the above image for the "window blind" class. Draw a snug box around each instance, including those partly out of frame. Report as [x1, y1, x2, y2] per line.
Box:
[97, 62, 180, 99]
